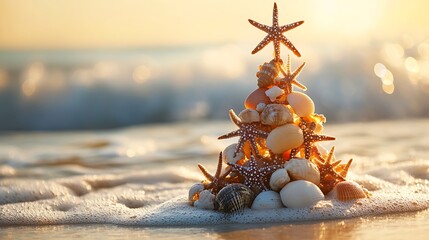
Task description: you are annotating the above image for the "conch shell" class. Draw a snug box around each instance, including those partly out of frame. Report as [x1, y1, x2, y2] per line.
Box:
[257, 60, 282, 88]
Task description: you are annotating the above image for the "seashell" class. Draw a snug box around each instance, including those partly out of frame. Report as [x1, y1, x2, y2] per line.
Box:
[265, 86, 285, 102]
[284, 158, 320, 185]
[280, 180, 324, 208]
[328, 181, 367, 201]
[251, 191, 284, 209]
[261, 104, 293, 127]
[266, 124, 304, 154]
[269, 168, 291, 191]
[244, 88, 271, 110]
[214, 183, 255, 213]
[287, 92, 315, 117]
[256, 103, 266, 113]
[188, 183, 205, 205]
[194, 189, 215, 210]
[257, 60, 281, 88]
[238, 109, 260, 123]
[222, 143, 245, 164]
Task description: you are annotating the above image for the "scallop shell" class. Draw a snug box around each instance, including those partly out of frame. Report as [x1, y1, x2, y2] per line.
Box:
[287, 92, 315, 117]
[238, 109, 260, 123]
[265, 86, 285, 102]
[284, 158, 320, 185]
[266, 124, 304, 154]
[251, 191, 284, 209]
[194, 189, 215, 210]
[257, 60, 281, 88]
[269, 168, 291, 192]
[329, 181, 367, 201]
[188, 183, 205, 205]
[261, 104, 293, 127]
[214, 183, 255, 213]
[222, 143, 245, 165]
[280, 180, 324, 208]
[244, 88, 271, 110]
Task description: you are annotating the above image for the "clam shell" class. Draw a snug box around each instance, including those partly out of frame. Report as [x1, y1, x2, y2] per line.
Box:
[287, 92, 315, 117]
[266, 124, 304, 154]
[214, 183, 255, 213]
[251, 191, 284, 209]
[261, 104, 293, 127]
[222, 144, 245, 165]
[238, 109, 260, 123]
[284, 158, 320, 185]
[329, 181, 367, 201]
[194, 190, 215, 210]
[269, 168, 291, 192]
[280, 180, 324, 208]
[188, 183, 205, 205]
[265, 86, 285, 102]
[244, 88, 271, 110]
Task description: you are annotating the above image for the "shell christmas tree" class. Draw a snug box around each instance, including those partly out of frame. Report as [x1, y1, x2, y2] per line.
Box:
[189, 2, 368, 212]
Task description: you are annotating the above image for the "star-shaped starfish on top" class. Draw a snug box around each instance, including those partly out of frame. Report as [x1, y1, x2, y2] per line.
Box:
[277, 55, 307, 94]
[218, 109, 269, 158]
[228, 154, 281, 194]
[249, 2, 304, 61]
[198, 152, 233, 194]
[290, 120, 336, 160]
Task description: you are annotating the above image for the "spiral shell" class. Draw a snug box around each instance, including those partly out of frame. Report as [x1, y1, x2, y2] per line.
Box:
[329, 181, 367, 201]
[257, 60, 281, 88]
[261, 104, 293, 127]
[214, 183, 255, 213]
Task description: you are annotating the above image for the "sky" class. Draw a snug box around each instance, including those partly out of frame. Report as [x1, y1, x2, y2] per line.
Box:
[1, 0, 429, 49]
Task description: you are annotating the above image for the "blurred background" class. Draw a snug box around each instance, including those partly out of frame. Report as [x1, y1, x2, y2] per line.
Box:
[1, 0, 429, 131]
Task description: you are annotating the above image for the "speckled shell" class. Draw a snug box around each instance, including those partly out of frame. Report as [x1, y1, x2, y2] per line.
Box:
[287, 92, 315, 117]
[261, 104, 293, 127]
[214, 183, 255, 213]
[269, 168, 291, 192]
[257, 60, 281, 88]
[280, 180, 324, 208]
[251, 191, 284, 209]
[329, 181, 367, 201]
[188, 183, 205, 205]
[222, 143, 245, 165]
[266, 124, 304, 154]
[238, 109, 260, 123]
[244, 88, 271, 110]
[284, 158, 320, 185]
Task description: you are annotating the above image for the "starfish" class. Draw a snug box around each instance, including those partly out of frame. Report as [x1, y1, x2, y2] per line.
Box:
[314, 146, 353, 194]
[249, 2, 304, 61]
[277, 55, 307, 94]
[290, 120, 336, 160]
[228, 154, 281, 194]
[218, 109, 269, 157]
[198, 152, 232, 194]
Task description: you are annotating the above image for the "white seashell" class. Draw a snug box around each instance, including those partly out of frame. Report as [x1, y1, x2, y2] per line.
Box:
[261, 104, 293, 127]
[284, 158, 320, 185]
[265, 86, 285, 102]
[328, 181, 367, 201]
[188, 183, 205, 205]
[280, 180, 324, 208]
[269, 168, 291, 191]
[256, 103, 266, 113]
[251, 191, 284, 209]
[266, 124, 304, 154]
[194, 190, 215, 210]
[287, 92, 315, 117]
[238, 109, 260, 123]
[222, 143, 245, 164]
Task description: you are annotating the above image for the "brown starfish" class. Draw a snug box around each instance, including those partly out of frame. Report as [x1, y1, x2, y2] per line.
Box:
[228, 154, 281, 194]
[277, 55, 307, 94]
[249, 2, 304, 60]
[198, 152, 232, 194]
[218, 109, 269, 158]
[314, 146, 352, 194]
[290, 120, 336, 159]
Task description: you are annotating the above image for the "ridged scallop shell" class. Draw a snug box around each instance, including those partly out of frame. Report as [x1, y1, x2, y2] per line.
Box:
[194, 189, 215, 210]
[188, 183, 204, 205]
[257, 60, 281, 88]
[238, 109, 260, 123]
[214, 183, 255, 213]
[269, 168, 290, 192]
[280, 180, 324, 208]
[261, 104, 293, 127]
[284, 158, 320, 185]
[329, 181, 367, 201]
[251, 191, 284, 209]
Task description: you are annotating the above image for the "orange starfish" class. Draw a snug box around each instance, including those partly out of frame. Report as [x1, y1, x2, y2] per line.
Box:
[198, 152, 233, 194]
[249, 2, 304, 60]
[277, 55, 307, 94]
